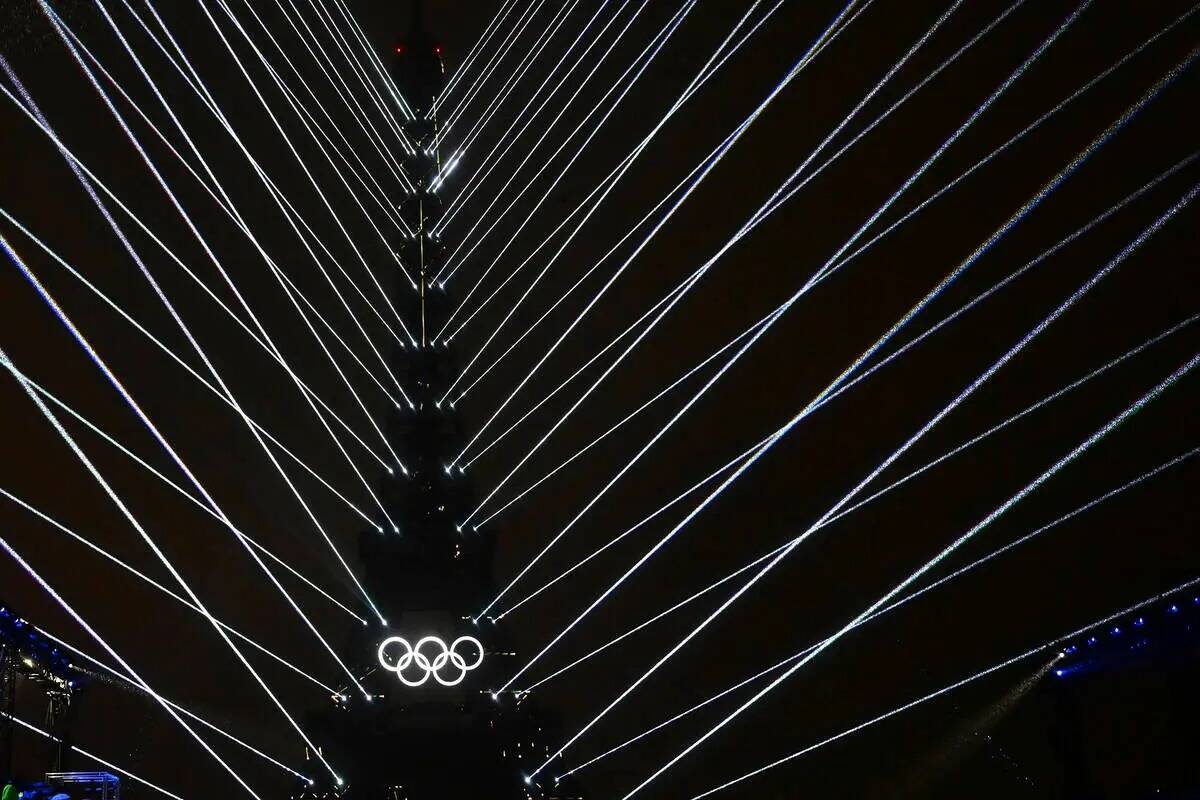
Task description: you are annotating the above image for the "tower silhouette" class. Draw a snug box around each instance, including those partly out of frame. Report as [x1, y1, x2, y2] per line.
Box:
[298, 6, 582, 799]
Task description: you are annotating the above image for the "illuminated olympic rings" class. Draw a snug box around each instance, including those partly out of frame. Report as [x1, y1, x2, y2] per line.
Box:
[376, 635, 485, 687]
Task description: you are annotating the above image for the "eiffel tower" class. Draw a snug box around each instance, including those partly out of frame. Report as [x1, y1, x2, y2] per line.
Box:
[299, 4, 583, 798]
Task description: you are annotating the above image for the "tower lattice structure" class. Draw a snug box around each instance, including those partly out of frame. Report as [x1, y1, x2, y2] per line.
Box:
[299, 7, 582, 799]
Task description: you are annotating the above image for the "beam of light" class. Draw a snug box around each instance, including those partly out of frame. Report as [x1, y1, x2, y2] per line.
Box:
[494, 293, 1200, 627]
[446, 0, 1016, 435]
[456, 272, 691, 463]
[0, 205, 379, 529]
[275, 0, 416, 158]
[520, 48, 1180, 771]
[431, 0, 521, 116]
[0, 485, 337, 695]
[0, 69, 400, 474]
[4, 712, 188, 800]
[434, 0, 655, 240]
[515, 308, 1197, 642]
[439, 0, 789, 450]
[824, 1, 1200, 283]
[269, 0, 416, 191]
[437, 0, 628, 232]
[434, 0, 857, 302]
[685, 573, 1200, 799]
[0, 81, 402, 499]
[218, 0, 417, 247]
[476, 311, 774, 530]
[810, 151, 1200, 413]
[67, 17, 407, 407]
[326, 0, 415, 119]
[11, 20, 402, 557]
[297, 0, 415, 155]
[3, 53, 395, 656]
[208, 0, 418, 293]
[431, 0, 699, 290]
[492, 145, 1200, 531]
[44, 627, 313, 783]
[437, 0, 583, 155]
[496, 435, 770, 627]
[556, 444, 1200, 781]
[461, 0, 963, 519]
[0, 270, 348, 783]
[450, 120, 742, 424]
[430, 150, 464, 192]
[90, 7, 412, 466]
[0, 468, 267, 798]
[436, 0, 583, 155]
[480, 1, 1147, 653]
[607, 183, 1200, 796]
[230, 0, 414, 237]
[521, 307, 1198, 665]
[2, 181, 389, 645]
[166, 1, 418, 348]
[439, 0, 548, 134]
[114, 2, 416, 399]
[112, 4, 421, 452]
[221, 0, 414, 239]
[300, 0, 415, 141]
[457, 14, 1197, 463]
[464, 0, 964, 585]
[19, 367, 367, 625]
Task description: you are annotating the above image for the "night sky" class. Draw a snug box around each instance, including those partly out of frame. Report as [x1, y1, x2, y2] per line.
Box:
[1, 0, 1199, 798]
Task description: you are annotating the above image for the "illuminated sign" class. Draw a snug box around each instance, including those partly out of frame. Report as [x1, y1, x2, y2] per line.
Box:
[376, 635, 484, 687]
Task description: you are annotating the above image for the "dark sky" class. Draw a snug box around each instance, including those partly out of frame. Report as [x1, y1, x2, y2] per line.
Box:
[0, 0, 1199, 798]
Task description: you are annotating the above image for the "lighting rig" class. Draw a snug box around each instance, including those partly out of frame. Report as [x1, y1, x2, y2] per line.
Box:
[298, 5, 583, 798]
[0, 602, 85, 779]
[1053, 590, 1200, 680]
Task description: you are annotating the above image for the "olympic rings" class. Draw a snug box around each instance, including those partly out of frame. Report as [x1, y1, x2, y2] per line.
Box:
[376, 635, 485, 687]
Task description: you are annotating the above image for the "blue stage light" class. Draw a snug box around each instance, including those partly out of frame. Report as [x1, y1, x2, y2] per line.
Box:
[1087, 636, 1097, 645]
[1169, 605, 1180, 613]
[1054, 669, 1064, 677]
[1111, 627, 1121, 636]
[1134, 617, 1145, 627]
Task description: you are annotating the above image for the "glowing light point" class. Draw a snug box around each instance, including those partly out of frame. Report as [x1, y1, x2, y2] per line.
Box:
[392, 524, 400, 533]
